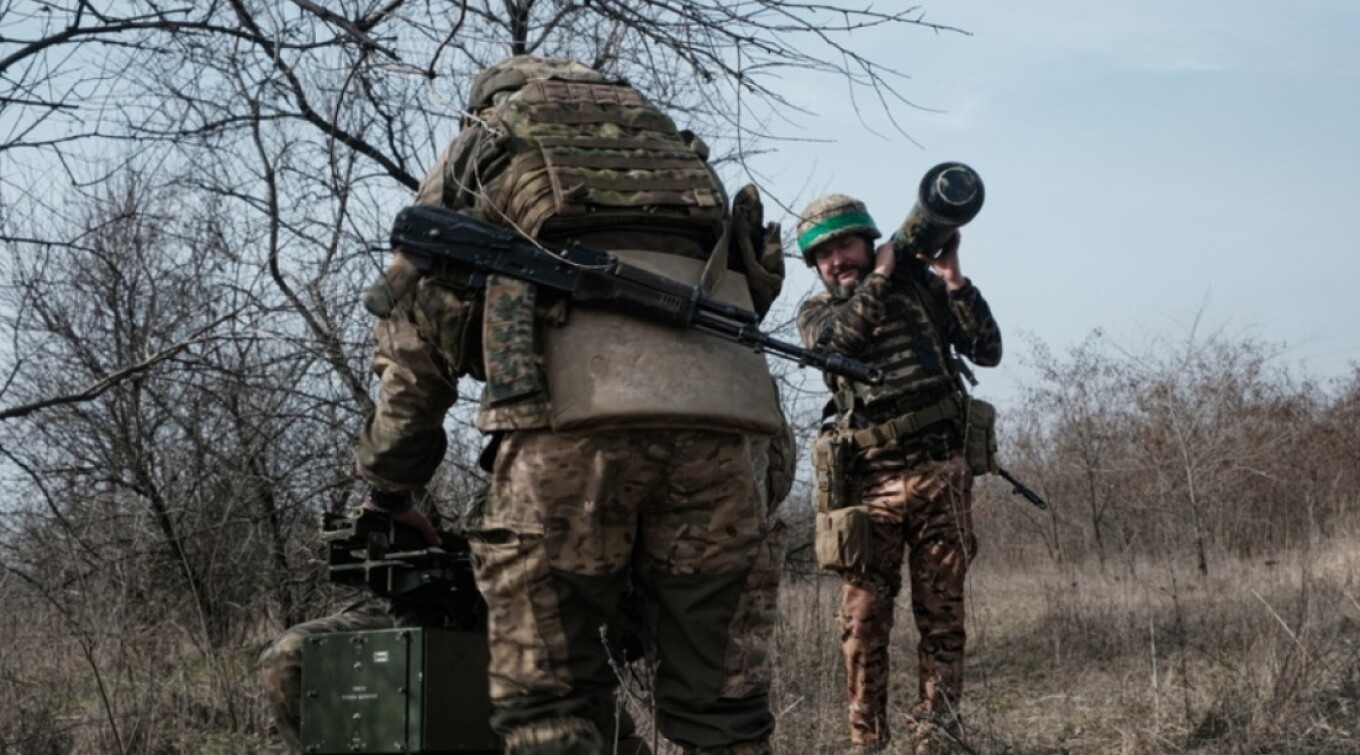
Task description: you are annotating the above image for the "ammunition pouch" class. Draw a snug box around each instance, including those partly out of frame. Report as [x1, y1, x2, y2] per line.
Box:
[815, 505, 876, 573]
[962, 397, 999, 476]
[410, 272, 484, 380]
[811, 425, 855, 514]
[812, 395, 962, 515]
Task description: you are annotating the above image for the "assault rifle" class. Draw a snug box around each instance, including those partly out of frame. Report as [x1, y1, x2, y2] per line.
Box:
[385, 204, 884, 386]
[997, 467, 1049, 510]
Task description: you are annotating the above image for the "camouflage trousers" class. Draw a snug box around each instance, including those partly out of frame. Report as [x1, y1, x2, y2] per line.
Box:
[838, 455, 976, 752]
[471, 428, 781, 755]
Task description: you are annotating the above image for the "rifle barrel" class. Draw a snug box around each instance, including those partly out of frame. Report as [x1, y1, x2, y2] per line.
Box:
[997, 467, 1049, 510]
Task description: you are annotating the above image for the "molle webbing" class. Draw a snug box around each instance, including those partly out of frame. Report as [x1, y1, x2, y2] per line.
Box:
[827, 278, 955, 409]
[488, 79, 724, 240]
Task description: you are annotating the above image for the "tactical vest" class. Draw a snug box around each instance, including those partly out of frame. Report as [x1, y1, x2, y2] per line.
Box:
[476, 78, 726, 244]
[462, 77, 780, 435]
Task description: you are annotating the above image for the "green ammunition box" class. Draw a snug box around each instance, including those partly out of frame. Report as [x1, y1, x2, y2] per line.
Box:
[300, 628, 499, 754]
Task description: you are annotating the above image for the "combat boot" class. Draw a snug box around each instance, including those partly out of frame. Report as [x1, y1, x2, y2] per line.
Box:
[503, 717, 604, 755]
[682, 738, 773, 755]
[905, 701, 965, 755]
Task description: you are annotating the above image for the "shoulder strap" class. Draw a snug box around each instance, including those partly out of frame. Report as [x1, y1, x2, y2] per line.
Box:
[905, 272, 977, 389]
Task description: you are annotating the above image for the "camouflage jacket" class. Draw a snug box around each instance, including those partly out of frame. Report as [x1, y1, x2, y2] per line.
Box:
[797, 261, 1002, 471]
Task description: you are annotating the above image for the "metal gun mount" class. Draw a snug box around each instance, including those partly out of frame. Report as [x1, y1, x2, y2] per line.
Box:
[305, 509, 497, 754]
[321, 508, 486, 631]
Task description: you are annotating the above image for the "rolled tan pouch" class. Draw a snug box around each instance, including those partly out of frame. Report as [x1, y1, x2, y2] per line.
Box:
[815, 506, 875, 572]
[543, 249, 782, 435]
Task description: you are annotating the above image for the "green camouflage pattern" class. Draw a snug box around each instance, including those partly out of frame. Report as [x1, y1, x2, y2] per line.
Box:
[482, 275, 546, 407]
[837, 455, 975, 751]
[383, 62, 736, 431]
[410, 268, 484, 380]
[469, 428, 776, 751]
[356, 59, 781, 755]
[257, 602, 393, 749]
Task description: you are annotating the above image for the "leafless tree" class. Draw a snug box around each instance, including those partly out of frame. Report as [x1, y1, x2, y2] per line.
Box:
[0, 2, 973, 749]
[997, 323, 1358, 576]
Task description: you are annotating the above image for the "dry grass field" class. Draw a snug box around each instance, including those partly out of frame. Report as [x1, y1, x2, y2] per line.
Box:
[756, 533, 1360, 755]
[4, 529, 1357, 754]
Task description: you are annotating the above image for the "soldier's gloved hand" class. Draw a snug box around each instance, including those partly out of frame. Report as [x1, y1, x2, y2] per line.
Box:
[731, 183, 785, 319]
[923, 230, 966, 290]
[363, 490, 442, 547]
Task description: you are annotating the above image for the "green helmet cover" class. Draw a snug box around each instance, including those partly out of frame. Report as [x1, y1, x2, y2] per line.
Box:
[796, 193, 881, 264]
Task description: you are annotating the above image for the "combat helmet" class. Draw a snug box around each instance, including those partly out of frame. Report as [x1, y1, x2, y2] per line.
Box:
[468, 55, 604, 112]
[796, 193, 881, 265]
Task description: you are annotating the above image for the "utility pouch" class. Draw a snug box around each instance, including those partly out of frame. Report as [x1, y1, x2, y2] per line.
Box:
[811, 427, 855, 514]
[814, 505, 875, 572]
[482, 275, 545, 406]
[963, 398, 999, 476]
[411, 275, 483, 380]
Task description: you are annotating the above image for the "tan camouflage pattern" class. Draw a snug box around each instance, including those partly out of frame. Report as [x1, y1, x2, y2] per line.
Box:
[355, 305, 459, 493]
[502, 716, 603, 755]
[719, 520, 782, 699]
[484, 78, 726, 241]
[470, 428, 775, 747]
[385, 69, 736, 433]
[753, 395, 796, 514]
[256, 602, 393, 749]
[729, 183, 784, 319]
[359, 58, 779, 754]
[468, 55, 603, 112]
[409, 268, 484, 379]
[795, 193, 881, 261]
[836, 455, 975, 750]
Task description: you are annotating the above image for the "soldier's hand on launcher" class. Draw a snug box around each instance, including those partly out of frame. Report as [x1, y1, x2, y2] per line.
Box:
[361, 499, 443, 547]
[873, 239, 897, 278]
[923, 230, 966, 291]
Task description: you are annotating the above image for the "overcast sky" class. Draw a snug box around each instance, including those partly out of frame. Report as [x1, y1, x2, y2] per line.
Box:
[749, 0, 1360, 406]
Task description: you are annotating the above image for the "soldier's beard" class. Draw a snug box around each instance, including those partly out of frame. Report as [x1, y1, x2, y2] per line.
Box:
[822, 260, 874, 299]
